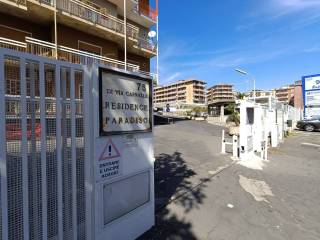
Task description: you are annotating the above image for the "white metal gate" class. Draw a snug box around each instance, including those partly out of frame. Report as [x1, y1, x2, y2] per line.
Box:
[0, 48, 91, 240]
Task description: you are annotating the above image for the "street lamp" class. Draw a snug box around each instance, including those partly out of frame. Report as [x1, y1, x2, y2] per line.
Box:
[235, 68, 256, 103]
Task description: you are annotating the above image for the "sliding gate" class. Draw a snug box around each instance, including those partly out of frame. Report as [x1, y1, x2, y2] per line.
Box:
[0, 48, 91, 240]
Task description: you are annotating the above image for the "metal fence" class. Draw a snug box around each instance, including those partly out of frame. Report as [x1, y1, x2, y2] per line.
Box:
[0, 48, 90, 240]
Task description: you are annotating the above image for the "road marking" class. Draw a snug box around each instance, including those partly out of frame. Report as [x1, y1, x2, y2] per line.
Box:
[301, 142, 320, 148]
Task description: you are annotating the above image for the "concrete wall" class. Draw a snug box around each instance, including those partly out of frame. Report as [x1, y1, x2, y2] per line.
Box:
[57, 24, 119, 58]
[294, 84, 303, 109]
[186, 84, 194, 104]
[0, 13, 51, 41]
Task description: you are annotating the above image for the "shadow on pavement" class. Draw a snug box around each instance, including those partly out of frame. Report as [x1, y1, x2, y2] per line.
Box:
[138, 151, 208, 240]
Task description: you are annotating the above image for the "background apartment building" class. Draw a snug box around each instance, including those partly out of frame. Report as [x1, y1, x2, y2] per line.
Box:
[154, 79, 206, 108]
[272, 84, 295, 104]
[246, 89, 272, 98]
[207, 84, 235, 115]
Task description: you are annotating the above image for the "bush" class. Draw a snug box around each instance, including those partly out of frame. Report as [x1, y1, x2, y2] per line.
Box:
[226, 112, 240, 126]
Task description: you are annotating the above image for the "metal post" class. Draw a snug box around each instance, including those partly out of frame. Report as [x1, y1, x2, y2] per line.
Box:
[55, 64, 63, 240]
[20, 58, 30, 240]
[253, 76, 256, 103]
[264, 139, 268, 160]
[39, 61, 48, 239]
[0, 52, 8, 240]
[124, 0, 127, 71]
[156, 0, 159, 85]
[221, 129, 226, 154]
[54, 0, 58, 59]
[70, 69, 77, 240]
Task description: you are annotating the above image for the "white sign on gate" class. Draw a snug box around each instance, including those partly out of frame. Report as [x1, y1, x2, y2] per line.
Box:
[96, 138, 122, 182]
[99, 68, 152, 135]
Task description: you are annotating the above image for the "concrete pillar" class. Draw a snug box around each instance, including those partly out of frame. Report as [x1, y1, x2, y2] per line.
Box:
[220, 105, 224, 123]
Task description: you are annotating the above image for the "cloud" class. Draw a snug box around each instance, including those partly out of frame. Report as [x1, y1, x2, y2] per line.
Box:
[162, 72, 181, 84]
[275, 0, 320, 8]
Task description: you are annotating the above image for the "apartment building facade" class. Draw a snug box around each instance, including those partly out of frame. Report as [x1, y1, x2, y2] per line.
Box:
[154, 79, 206, 108]
[207, 84, 235, 115]
[273, 85, 295, 104]
[0, 0, 157, 75]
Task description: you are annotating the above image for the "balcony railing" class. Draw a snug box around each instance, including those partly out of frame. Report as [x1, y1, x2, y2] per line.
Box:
[5, 0, 27, 6]
[0, 36, 156, 78]
[26, 37, 142, 71]
[0, 37, 27, 51]
[1, 0, 157, 52]
[137, 37, 156, 53]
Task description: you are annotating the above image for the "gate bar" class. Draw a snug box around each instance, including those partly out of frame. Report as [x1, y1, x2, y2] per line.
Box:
[39, 61, 48, 239]
[0, 53, 8, 240]
[84, 66, 92, 240]
[70, 68, 78, 240]
[20, 58, 30, 240]
[55, 64, 63, 240]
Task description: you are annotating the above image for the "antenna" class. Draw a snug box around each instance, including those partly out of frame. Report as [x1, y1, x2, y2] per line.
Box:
[148, 30, 157, 38]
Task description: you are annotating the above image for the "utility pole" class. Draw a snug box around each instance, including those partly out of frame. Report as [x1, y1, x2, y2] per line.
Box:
[124, 0, 127, 71]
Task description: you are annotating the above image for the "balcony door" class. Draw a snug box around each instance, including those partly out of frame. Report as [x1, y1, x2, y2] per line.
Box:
[78, 40, 102, 56]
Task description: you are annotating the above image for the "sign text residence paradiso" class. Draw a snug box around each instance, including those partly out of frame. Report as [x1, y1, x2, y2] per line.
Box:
[99, 68, 152, 135]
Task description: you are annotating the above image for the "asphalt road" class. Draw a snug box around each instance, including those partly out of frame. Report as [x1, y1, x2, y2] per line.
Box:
[139, 121, 320, 240]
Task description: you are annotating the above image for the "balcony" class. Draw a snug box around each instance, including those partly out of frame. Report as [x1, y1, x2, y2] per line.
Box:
[0, 0, 27, 9]
[0, 0, 157, 56]
[137, 0, 157, 22]
[0, 36, 156, 79]
[107, 0, 156, 28]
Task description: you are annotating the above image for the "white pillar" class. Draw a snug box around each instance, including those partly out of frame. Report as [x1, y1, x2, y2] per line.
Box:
[54, 0, 58, 59]
[220, 105, 224, 123]
[232, 135, 238, 158]
[221, 130, 226, 154]
[156, 15, 159, 84]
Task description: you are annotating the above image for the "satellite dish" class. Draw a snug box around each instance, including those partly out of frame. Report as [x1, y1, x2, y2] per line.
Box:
[148, 31, 157, 38]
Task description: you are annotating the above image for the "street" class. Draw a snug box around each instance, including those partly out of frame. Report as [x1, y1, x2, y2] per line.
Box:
[140, 121, 320, 240]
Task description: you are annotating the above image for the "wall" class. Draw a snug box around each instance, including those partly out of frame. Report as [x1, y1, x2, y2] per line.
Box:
[92, 0, 118, 17]
[0, 13, 51, 41]
[294, 84, 303, 109]
[118, 50, 150, 72]
[185, 83, 194, 104]
[56, 24, 119, 58]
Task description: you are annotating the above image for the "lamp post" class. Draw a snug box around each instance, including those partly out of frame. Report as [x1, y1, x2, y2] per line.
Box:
[235, 68, 256, 103]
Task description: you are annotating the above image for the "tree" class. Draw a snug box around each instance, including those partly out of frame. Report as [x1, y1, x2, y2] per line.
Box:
[236, 92, 246, 100]
[226, 103, 240, 126]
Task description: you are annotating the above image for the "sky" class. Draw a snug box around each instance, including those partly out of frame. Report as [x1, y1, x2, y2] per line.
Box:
[151, 0, 320, 92]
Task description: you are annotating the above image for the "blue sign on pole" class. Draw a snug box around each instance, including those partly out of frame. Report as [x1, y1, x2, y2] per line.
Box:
[302, 74, 320, 118]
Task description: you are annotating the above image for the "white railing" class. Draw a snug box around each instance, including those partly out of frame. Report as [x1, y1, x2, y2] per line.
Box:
[25, 37, 140, 72]
[137, 37, 157, 53]
[0, 37, 27, 51]
[0, 36, 156, 78]
[56, 0, 140, 39]
[32, 0, 154, 52]
[4, 0, 27, 5]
